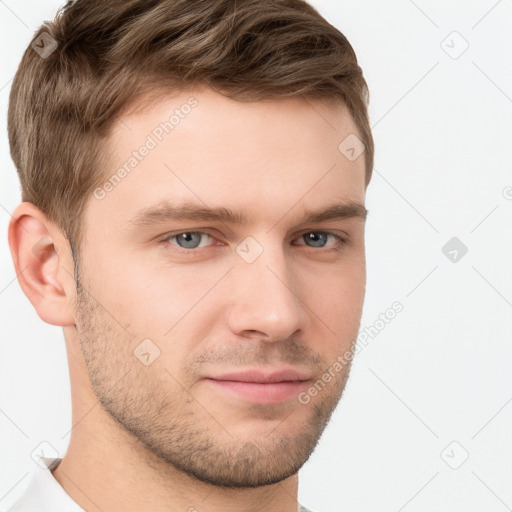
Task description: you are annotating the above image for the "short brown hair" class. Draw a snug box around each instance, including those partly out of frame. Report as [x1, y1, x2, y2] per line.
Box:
[8, 0, 374, 260]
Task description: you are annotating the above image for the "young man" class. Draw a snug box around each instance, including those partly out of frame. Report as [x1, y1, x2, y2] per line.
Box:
[6, 0, 374, 510]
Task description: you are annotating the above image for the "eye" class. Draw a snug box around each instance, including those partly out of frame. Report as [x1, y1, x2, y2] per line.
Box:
[294, 231, 345, 249]
[163, 231, 215, 250]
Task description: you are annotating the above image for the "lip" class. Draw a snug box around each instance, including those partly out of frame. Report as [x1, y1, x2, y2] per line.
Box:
[208, 368, 311, 383]
[204, 368, 311, 404]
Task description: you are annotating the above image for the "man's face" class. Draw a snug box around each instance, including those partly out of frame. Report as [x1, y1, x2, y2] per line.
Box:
[74, 88, 367, 487]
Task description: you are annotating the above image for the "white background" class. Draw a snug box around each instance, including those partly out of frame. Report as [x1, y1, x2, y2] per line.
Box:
[1, 1, 511, 511]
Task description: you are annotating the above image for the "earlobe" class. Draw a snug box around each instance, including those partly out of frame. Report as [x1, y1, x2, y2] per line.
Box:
[8, 202, 76, 327]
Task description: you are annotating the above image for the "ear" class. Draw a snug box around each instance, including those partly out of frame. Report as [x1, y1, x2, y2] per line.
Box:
[8, 202, 77, 326]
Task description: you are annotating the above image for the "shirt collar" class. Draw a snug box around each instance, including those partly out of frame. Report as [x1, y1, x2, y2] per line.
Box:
[8, 457, 85, 512]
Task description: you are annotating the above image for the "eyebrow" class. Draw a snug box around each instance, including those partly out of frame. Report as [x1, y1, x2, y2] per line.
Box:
[128, 200, 367, 227]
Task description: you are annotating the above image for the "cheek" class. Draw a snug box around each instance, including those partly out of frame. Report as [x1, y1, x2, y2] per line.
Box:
[87, 255, 225, 376]
[302, 258, 365, 344]
[92, 253, 218, 329]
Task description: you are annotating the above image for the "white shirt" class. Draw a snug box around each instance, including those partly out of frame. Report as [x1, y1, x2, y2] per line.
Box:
[7, 457, 314, 512]
[6, 458, 84, 512]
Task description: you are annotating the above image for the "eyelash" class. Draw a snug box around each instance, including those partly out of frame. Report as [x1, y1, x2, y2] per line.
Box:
[157, 230, 347, 256]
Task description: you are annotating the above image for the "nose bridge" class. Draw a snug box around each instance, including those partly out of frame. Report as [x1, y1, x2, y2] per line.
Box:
[226, 236, 308, 340]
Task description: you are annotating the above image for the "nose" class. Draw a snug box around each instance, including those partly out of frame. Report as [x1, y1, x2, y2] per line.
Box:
[225, 242, 309, 342]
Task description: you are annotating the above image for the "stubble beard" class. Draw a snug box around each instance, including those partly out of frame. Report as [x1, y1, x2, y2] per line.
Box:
[74, 269, 353, 488]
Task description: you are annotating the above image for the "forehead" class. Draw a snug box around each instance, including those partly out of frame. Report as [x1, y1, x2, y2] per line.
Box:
[88, 88, 366, 231]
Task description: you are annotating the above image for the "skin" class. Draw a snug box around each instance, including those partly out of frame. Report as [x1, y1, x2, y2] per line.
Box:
[8, 87, 367, 512]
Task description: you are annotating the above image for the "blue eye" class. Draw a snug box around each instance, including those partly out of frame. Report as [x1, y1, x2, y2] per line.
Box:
[301, 232, 330, 248]
[169, 232, 213, 249]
